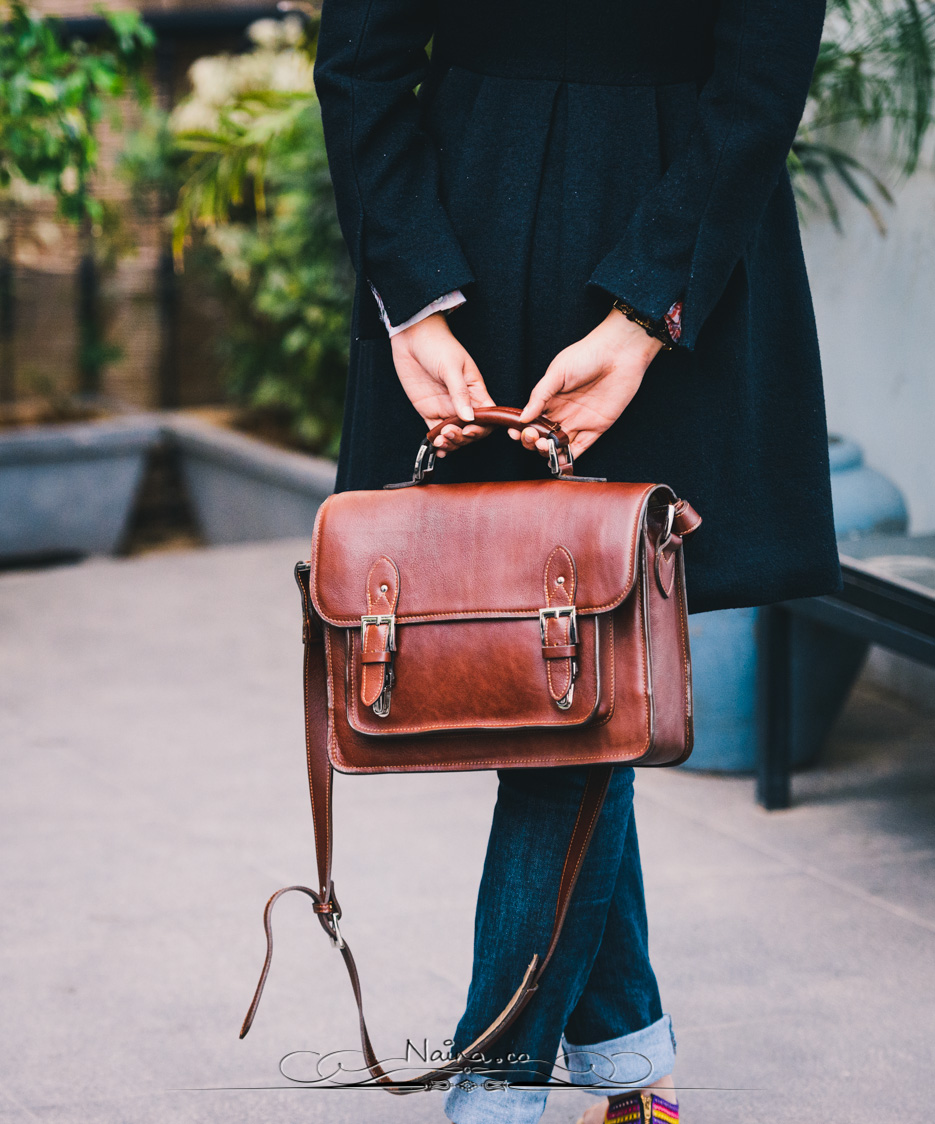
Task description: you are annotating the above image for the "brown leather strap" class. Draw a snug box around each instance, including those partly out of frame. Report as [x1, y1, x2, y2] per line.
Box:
[239, 561, 613, 1093]
[542, 546, 578, 704]
[672, 499, 702, 537]
[655, 532, 681, 598]
[360, 556, 399, 709]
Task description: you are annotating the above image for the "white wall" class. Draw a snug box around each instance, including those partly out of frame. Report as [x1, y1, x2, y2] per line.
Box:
[801, 170, 935, 707]
[801, 169, 935, 533]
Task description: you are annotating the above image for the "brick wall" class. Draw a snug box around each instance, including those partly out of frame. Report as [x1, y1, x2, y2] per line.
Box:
[1, 0, 292, 412]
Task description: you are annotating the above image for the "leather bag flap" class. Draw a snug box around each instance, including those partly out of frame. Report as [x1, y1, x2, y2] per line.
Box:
[309, 480, 670, 625]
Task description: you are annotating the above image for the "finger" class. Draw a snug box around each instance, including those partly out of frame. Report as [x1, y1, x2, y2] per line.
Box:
[507, 427, 520, 441]
[462, 424, 493, 439]
[443, 364, 475, 422]
[461, 356, 496, 411]
[519, 362, 566, 424]
[520, 425, 540, 450]
[441, 423, 471, 446]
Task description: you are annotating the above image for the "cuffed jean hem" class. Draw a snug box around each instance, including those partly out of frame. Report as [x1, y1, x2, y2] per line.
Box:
[560, 1013, 677, 1095]
[444, 1075, 550, 1124]
[443, 1015, 676, 1123]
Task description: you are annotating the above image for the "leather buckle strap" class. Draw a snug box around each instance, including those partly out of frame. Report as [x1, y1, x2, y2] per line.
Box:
[360, 614, 396, 716]
[361, 557, 400, 717]
[541, 547, 579, 710]
[360, 614, 396, 653]
[652, 498, 702, 599]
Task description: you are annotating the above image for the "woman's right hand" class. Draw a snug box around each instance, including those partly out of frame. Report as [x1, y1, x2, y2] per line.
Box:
[390, 313, 496, 456]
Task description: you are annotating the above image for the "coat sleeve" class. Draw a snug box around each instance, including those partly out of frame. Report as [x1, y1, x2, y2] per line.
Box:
[588, 0, 826, 350]
[313, 0, 475, 326]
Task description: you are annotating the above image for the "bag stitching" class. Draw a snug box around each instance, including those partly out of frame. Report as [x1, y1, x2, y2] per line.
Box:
[310, 487, 654, 625]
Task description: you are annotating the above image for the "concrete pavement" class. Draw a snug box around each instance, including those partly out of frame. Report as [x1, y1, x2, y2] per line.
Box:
[1, 540, 933, 1124]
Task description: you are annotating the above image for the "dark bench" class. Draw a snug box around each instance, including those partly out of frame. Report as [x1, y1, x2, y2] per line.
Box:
[757, 535, 935, 809]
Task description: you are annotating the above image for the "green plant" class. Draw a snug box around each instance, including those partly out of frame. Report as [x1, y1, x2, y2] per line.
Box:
[0, 0, 154, 223]
[0, 0, 154, 400]
[793, 0, 935, 228]
[135, 15, 353, 456]
[204, 99, 352, 456]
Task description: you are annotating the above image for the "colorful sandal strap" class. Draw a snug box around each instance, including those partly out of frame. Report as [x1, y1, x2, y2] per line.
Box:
[606, 1090, 679, 1124]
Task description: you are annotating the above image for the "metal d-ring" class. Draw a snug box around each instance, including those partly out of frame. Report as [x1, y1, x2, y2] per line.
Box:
[412, 441, 437, 482]
[329, 911, 345, 950]
[657, 502, 676, 553]
[547, 433, 574, 477]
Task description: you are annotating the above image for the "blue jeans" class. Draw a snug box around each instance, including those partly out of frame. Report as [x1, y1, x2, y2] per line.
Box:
[444, 765, 676, 1124]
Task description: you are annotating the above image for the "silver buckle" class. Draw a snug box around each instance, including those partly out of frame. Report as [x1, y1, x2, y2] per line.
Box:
[540, 606, 578, 710]
[539, 605, 578, 645]
[360, 614, 396, 717]
[360, 613, 396, 652]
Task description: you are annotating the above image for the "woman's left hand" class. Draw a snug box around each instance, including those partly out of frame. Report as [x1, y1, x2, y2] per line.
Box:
[509, 308, 664, 461]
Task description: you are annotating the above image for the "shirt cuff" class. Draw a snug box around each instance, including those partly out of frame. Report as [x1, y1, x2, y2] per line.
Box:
[663, 300, 683, 344]
[369, 282, 466, 337]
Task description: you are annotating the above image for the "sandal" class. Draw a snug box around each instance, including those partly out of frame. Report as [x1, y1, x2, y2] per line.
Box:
[576, 1089, 679, 1124]
[608, 1090, 679, 1123]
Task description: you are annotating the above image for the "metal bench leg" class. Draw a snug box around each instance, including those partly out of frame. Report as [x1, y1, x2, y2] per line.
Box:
[757, 605, 792, 809]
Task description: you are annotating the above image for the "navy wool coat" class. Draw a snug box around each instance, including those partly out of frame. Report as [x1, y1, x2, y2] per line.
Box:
[313, 0, 842, 614]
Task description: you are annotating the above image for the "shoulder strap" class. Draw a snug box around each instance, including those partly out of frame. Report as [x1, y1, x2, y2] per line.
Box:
[238, 562, 613, 1093]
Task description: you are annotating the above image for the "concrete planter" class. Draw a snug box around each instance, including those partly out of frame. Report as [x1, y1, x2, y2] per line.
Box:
[166, 415, 336, 546]
[0, 417, 161, 564]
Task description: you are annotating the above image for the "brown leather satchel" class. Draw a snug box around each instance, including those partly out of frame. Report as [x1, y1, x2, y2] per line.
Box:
[240, 406, 701, 1091]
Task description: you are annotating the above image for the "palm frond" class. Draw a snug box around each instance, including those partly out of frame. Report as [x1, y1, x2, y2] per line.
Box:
[797, 0, 935, 225]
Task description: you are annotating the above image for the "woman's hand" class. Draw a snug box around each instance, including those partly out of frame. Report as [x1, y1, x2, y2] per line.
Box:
[390, 313, 495, 457]
[510, 309, 664, 461]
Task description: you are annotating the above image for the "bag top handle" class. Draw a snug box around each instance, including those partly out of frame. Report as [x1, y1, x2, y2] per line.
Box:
[414, 406, 574, 482]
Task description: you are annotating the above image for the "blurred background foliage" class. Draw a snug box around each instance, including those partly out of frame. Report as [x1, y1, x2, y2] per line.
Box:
[1, 0, 153, 224]
[1, 0, 154, 402]
[123, 14, 351, 456]
[795, 0, 935, 229]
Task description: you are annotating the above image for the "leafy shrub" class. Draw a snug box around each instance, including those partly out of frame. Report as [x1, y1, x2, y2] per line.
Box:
[0, 0, 153, 223]
[795, 0, 935, 228]
[126, 16, 353, 457]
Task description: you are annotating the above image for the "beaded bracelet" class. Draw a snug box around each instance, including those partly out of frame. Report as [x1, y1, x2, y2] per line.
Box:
[611, 297, 675, 351]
